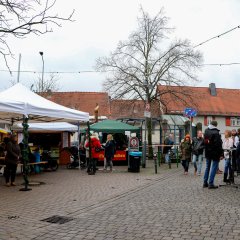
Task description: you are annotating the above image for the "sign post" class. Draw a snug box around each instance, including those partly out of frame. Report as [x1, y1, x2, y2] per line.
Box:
[184, 108, 197, 139]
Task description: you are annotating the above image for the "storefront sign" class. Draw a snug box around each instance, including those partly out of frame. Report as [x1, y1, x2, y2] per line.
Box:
[97, 150, 127, 161]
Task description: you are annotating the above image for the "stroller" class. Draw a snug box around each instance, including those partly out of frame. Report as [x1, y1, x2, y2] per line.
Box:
[64, 146, 86, 169]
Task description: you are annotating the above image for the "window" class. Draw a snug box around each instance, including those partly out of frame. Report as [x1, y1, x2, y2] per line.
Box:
[230, 117, 240, 127]
[204, 116, 214, 126]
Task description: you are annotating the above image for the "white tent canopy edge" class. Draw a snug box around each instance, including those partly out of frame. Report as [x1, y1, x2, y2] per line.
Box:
[0, 83, 89, 123]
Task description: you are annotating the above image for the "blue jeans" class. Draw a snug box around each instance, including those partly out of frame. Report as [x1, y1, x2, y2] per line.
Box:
[181, 160, 189, 172]
[224, 158, 231, 176]
[203, 159, 219, 186]
[192, 154, 203, 174]
[165, 151, 170, 163]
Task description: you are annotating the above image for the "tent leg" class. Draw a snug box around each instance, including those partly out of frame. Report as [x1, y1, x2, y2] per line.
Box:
[19, 116, 32, 191]
[77, 122, 81, 170]
[87, 121, 92, 173]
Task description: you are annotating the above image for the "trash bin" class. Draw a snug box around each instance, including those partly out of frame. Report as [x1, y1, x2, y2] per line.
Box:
[128, 151, 142, 173]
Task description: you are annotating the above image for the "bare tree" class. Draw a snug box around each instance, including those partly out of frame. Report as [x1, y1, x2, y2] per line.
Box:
[96, 7, 203, 158]
[31, 73, 60, 93]
[0, 0, 74, 70]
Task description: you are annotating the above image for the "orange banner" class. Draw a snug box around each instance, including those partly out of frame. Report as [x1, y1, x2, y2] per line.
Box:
[97, 150, 127, 161]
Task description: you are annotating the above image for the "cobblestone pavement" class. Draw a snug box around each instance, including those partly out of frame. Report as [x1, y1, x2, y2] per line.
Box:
[0, 161, 240, 240]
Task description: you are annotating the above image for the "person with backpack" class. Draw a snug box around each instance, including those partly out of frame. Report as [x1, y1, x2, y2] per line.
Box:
[192, 131, 205, 176]
[85, 132, 101, 175]
[103, 134, 116, 172]
[203, 120, 223, 189]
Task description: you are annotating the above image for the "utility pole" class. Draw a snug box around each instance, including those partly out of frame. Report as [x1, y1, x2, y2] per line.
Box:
[17, 54, 21, 83]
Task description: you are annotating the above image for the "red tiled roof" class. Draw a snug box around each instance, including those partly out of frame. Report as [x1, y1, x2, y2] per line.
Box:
[43, 92, 110, 117]
[110, 100, 161, 119]
[158, 85, 240, 116]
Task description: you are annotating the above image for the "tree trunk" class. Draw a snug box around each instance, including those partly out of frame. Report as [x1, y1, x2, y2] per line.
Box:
[147, 117, 153, 159]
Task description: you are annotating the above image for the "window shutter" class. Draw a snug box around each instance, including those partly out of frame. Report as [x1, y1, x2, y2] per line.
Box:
[204, 116, 208, 126]
[226, 117, 231, 126]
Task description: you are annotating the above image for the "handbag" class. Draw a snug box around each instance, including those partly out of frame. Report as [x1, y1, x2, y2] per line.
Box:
[95, 147, 101, 152]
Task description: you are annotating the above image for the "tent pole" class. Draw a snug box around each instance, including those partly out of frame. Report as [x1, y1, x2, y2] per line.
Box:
[87, 121, 92, 171]
[77, 122, 81, 170]
[19, 116, 32, 191]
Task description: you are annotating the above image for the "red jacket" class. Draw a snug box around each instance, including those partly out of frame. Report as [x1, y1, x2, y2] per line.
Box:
[85, 137, 101, 159]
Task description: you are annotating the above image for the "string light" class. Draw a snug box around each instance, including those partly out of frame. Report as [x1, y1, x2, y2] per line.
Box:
[0, 69, 102, 74]
[1, 25, 240, 75]
[0, 61, 240, 75]
[194, 25, 240, 48]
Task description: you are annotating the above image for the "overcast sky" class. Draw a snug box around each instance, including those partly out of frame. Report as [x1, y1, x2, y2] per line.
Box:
[1, 0, 240, 92]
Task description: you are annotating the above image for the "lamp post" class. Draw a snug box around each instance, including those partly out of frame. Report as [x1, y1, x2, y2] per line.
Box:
[39, 51, 44, 92]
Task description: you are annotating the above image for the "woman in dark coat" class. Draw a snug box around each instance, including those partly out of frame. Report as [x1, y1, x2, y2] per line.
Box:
[104, 134, 116, 172]
[180, 134, 192, 175]
[5, 133, 21, 186]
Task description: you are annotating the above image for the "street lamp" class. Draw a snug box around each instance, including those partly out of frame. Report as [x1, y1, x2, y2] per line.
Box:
[142, 81, 153, 168]
[39, 51, 44, 92]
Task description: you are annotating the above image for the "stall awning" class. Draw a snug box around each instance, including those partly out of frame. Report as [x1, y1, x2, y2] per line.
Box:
[161, 114, 195, 126]
[90, 119, 140, 134]
[0, 128, 9, 134]
[12, 122, 78, 132]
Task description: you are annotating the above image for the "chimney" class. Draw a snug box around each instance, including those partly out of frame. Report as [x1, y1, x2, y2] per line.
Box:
[209, 83, 217, 96]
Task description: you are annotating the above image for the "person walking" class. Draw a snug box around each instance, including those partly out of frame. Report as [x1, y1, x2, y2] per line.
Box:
[203, 120, 223, 189]
[192, 131, 205, 176]
[104, 134, 116, 172]
[85, 132, 101, 175]
[163, 133, 174, 164]
[231, 129, 239, 171]
[84, 133, 90, 173]
[180, 134, 192, 175]
[4, 133, 21, 186]
[222, 130, 233, 183]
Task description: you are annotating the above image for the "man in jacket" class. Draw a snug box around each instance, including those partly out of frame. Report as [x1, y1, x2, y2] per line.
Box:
[203, 120, 223, 189]
[192, 131, 205, 176]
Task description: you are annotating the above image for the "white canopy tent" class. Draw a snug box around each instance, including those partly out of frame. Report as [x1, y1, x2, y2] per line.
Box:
[0, 83, 89, 190]
[12, 122, 78, 132]
[0, 83, 89, 123]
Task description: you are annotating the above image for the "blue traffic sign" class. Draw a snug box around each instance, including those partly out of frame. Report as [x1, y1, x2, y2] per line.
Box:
[184, 108, 197, 117]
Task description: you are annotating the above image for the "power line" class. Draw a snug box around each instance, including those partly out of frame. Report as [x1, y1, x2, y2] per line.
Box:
[0, 62, 240, 75]
[0, 69, 102, 74]
[194, 25, 240, 48]
[200, 62, 240, 66]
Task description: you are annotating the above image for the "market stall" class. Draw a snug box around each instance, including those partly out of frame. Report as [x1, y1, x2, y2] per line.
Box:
[87, 119, 140, 163]
[13, 122, 78, 165]
[0, 83, 89, 190]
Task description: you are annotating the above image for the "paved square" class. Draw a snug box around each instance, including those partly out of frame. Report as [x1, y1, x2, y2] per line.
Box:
[0, 161, 240, 240]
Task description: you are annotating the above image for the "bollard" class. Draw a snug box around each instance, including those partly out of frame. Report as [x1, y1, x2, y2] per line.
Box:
[153, 152, 157, 174]
[157, 147, 161, 167]
[168, 150, 171, 169]
[176, 146, 179, 168]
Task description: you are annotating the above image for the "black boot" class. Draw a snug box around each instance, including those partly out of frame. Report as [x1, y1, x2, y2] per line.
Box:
[223, 173, 229, 183]
[228, 171, 234, 183]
